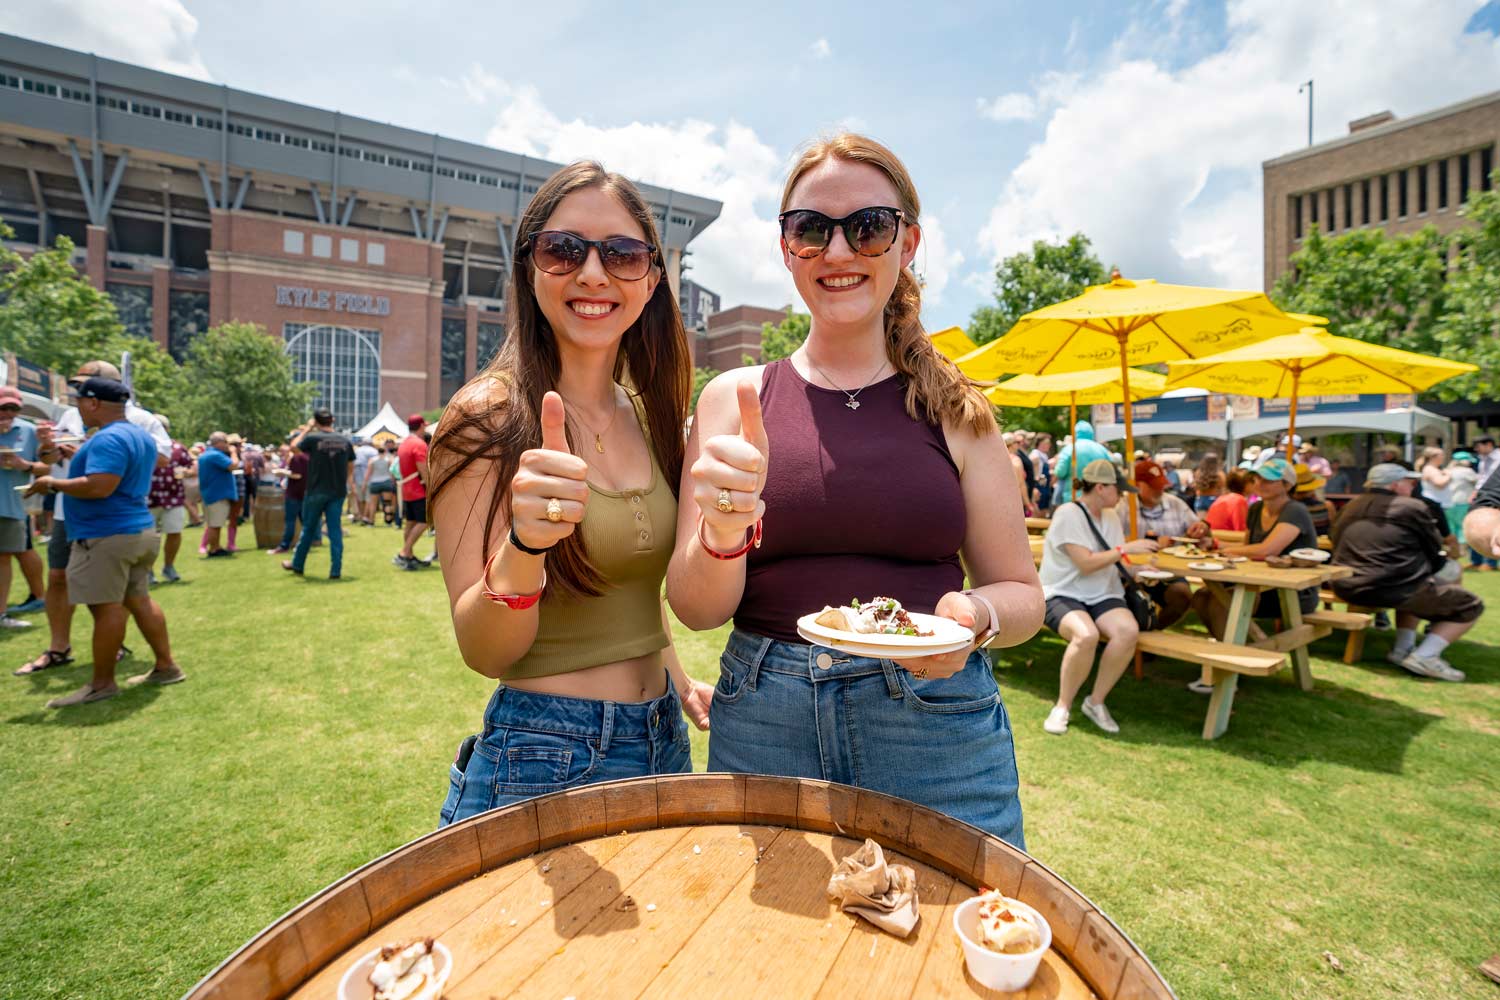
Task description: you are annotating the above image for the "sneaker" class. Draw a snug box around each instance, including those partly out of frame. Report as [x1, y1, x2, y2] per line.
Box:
[404, 558, 422, 572]
[206, 548, 233, 559]
[392, 553, 413, 568]
[418, 553, 438, 566]
[1043, 705, 1070, 735]
[281, 561, 303, 575]
[162, 566, 181, 583]
[126, 665, 186, 686]
[1373, 612, 1392, 629]
[6, 597, 45, 614]
[1398, 652, 1465, 682]
[1386, 647, 1415, 667]
[1081, 698, 1120, 734]
[46, 683, 119, 708]
[0, 615, 34, 629]
[268, 546, 288, 555]
[1187, 679, 1216, 695]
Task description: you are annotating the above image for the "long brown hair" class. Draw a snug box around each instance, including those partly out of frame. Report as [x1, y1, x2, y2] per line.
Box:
[781, 134, 994, 436]
[429, 161, 691, 599]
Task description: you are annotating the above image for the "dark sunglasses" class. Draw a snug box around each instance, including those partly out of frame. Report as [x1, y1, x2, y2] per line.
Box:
[778, 206, 907, 259]
[522, 231, 659, 281]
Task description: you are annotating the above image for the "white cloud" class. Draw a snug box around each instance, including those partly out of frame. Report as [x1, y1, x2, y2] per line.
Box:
[481, 90, 794, 312]
[1, 0, 211, 80]
[977, 0, 1500, 291]
[913, 213, 964, 308]
[976, 93, 1038, 122]
[810, 38, 832, 59]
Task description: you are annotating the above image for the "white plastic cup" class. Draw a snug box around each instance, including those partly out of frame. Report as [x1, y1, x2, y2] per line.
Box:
[338, 940, 452, 1000]
[952, 896, 1052, 992]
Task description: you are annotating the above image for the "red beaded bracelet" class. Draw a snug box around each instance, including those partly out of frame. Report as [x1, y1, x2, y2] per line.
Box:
[698, 516, 763, 560]
[481, 549, 546, 609]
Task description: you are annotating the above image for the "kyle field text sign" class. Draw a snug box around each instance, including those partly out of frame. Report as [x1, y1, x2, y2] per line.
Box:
[276, 285, 391, 316]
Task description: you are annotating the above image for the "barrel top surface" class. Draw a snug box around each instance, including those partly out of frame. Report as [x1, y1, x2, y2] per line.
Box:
[187, 775, 1173, 1000]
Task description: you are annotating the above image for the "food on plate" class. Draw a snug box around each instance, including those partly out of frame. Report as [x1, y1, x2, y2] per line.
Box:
[1161, 543, 1212, 559]
[1264, 555, 1293, 569]
[1187, 561, 1226, 572]
[974, 890, 1043, 955]
[813, 596, 934, 637]
[368, 939, 438, 1000]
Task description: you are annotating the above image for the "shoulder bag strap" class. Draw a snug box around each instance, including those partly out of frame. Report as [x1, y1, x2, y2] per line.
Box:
[1072, 501, 1134, 587]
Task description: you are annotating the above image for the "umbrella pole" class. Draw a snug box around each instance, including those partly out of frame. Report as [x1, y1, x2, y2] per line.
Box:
[1118, 335, 1138, 538]
[1069, 393, 1078, 500]
[1286, 369, 1301, 462]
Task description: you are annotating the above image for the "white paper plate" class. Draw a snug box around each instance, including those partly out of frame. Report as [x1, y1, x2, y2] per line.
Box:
[1288, 547, 1330, 562]
[1136, 568, 1175, 581]
[1187, 561, 1226, 572]
[796, 610, 974, 657]
[338, 941, 452, 1000]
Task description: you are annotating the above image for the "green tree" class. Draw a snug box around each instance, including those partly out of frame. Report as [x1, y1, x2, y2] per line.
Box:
[176, 322, 318, 442]
[691, 366, 720, 409]
[967, 234, 1110, 344]
[0, 220, 124, 371]
[760, 309, 811, 362]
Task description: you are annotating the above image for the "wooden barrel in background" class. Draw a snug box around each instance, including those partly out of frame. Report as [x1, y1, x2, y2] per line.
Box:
[183, 774, 1175, 999]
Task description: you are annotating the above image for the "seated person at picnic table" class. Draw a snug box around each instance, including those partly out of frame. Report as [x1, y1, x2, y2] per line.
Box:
[1204, 468, 1252, 532]
[1331, 463, 1480, 683]
[1190, 458, 1320, 643]
[1117, 458, 1210, 628]
[1293, 463, 1335, 536]
[1039, 459, 1159, 736]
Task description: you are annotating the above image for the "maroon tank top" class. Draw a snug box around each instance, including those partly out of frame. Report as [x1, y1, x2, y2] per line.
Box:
[735, 359, 967, 642]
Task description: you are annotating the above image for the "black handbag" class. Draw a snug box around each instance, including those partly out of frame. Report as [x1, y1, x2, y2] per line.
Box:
[1073, 502, 1160, 632]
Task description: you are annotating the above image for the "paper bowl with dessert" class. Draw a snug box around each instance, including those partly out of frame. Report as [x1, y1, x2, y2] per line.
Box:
[953, 889, 1052, 991]
[797, 596, 973, 657]
[1287, 547, 1331, 567]
[339, 938, 451, 1000]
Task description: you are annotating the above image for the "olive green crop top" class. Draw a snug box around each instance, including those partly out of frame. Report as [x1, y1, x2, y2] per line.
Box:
[503, 406, 675, 680]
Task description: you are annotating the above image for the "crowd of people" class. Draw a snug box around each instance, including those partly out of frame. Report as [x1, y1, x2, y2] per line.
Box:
[1022, 421, 1494, 737]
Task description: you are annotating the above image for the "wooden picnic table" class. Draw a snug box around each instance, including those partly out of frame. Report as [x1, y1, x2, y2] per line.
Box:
[184, 775, 1175, 1000]
[1131, 553, 1353, 737]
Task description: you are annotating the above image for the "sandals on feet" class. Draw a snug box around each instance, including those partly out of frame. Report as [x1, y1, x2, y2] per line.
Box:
[14, 647, 73, 675]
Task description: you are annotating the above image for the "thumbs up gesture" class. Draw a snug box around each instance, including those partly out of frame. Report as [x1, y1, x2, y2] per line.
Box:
[510, 391, 590, 551]
[692, 379, 769, 550]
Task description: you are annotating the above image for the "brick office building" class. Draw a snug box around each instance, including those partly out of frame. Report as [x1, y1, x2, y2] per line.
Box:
[0, 33, 720, 427]
[1262, 90, 1499, 289]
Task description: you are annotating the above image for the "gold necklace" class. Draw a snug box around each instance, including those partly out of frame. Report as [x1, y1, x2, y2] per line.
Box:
[559, 390, 619, 454]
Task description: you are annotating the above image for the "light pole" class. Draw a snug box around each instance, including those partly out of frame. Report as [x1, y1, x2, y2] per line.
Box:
[1298, 79, 1314, 147]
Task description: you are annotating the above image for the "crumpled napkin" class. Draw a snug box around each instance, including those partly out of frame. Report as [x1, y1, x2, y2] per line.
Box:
[826, 838, 920, 938]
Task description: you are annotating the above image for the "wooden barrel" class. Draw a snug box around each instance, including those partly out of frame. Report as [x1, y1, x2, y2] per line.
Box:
[183, 774, 1174, 999]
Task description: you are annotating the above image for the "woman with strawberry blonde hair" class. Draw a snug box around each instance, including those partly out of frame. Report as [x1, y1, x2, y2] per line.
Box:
[667, 135, 1043, 846]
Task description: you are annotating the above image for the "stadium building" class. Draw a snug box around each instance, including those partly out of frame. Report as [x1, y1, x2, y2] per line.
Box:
[0, 33, 721, 426]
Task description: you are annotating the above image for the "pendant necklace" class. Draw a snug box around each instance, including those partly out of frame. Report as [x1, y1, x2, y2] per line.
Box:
[559, 391, 619, 454]
[807, 357, 890, 410]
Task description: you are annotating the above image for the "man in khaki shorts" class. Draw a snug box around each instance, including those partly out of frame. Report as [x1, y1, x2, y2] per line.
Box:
[26, 377, 185, 707]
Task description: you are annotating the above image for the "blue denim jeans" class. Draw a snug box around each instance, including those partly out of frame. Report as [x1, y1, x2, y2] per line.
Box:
[438, 677, 692, 827]
[292, 492, 343, 576]
[276, 496, 322, 550]
[707, 630, 1026, 850]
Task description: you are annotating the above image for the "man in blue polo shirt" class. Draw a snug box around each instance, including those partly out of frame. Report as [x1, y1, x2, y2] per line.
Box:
[197, 431, 240, 557]
[26, 377, 185, 707]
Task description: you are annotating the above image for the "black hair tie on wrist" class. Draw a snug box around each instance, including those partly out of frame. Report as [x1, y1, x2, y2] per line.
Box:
[508, 521, 553, 556]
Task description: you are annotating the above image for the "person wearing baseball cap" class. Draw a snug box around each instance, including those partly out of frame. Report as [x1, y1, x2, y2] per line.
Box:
[1188, 455, 1322, 688]
[1292, 462, 1333, 536]
[1329, 463, 1481, 682]
[394, 414, 432, 570]
[0, 384, 49, 628]
[1119, 458, 1210, 628]
[1038, 457, 1157, 736]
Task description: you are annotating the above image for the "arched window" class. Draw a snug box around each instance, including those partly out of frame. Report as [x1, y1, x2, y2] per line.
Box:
[283, 323, 381, 428]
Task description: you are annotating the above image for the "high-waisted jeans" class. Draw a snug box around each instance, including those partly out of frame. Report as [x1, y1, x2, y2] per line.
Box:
[438, 677, 692, 827]
[707, 629, 1026, 850]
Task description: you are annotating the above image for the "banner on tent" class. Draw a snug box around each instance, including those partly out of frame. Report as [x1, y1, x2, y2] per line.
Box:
[1104, 392, 1420, 425]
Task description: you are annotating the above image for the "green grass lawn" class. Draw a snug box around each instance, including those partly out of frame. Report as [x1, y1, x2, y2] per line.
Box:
[1, 520, 1496, 999]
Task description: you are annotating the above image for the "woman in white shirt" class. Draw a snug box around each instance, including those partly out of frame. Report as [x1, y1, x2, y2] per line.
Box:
[1038, 458, 1159, 736]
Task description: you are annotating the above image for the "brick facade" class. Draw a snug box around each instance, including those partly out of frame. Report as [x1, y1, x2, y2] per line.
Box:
[1262, 90, 1500, 289]
[701, 304, 786, 370]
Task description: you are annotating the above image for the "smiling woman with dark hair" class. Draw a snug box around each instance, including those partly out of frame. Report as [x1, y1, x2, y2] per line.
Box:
[427, 161, 711, 827]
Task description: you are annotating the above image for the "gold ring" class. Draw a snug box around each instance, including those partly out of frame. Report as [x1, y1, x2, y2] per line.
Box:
[545, 498, 563, 523]
[914, 667, 929, 679]
[716, 489, 733, 513]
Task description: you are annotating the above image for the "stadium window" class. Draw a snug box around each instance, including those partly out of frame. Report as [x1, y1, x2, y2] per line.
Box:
[1459, 153, 1471, 203]
[1483, 145, 1494, 191]
[1379, 174, 1389, 221]
[61, 86, 90, 103]
[339, 145, 361, 159]
[283, 230, 304, 254]
[366, 151, 388, 165]
[413, 161, 432, 173]
[1293, 195, 1303, 239]
[230, 123, 252, 137]
[437, 166, 456, 178]
[1417, 163, 1428, 214]
[311, 139, 333, 153]
[340, 238, 359, 262]
[130, 100, 162, 118]
[100, 95, 127, 111]
[196, 114, 223, 130]
[479, 174, 498, 187]
[0, 73, 18, 89]
[254, 127, 285, 143]
[1309, 190, 1319, 226]
[1438, 158, 1448, 210]
[286, 135, 309, 149]
[1341, 185, 1352, 230]
[366, 242, 385, 266]
[457, 170, 477, 183]
[389, 156, 410, 169]
[312, 234, 332, 258]
[1360, 179, 1370, 225]
[1324, 189, 1335, 230]
[1398, 170, 1408, 217]
[24, 79, 60, 97]
[164, 109, 191, 124]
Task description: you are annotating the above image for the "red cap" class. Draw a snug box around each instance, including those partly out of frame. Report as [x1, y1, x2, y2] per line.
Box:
[0, 386, 21, 406]
[407, 413, 425, 431]
[1133, 459, 1169, 490]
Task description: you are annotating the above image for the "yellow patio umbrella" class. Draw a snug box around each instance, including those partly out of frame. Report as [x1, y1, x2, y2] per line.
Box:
[927, 326, 978, 361]
[955, 275, 1310, 534]
[985, 367, 1169, 455]
[1164, 329, 1478, 461]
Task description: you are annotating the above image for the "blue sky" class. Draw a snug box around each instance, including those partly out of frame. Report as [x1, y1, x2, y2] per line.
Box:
[7, 0, 1500, 330]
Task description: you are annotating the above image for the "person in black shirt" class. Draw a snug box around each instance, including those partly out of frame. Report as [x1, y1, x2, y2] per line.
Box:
[283, 408, 354, 580]
[1462, 459, 1500, 562]
[1333, 464, 1480, 682]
